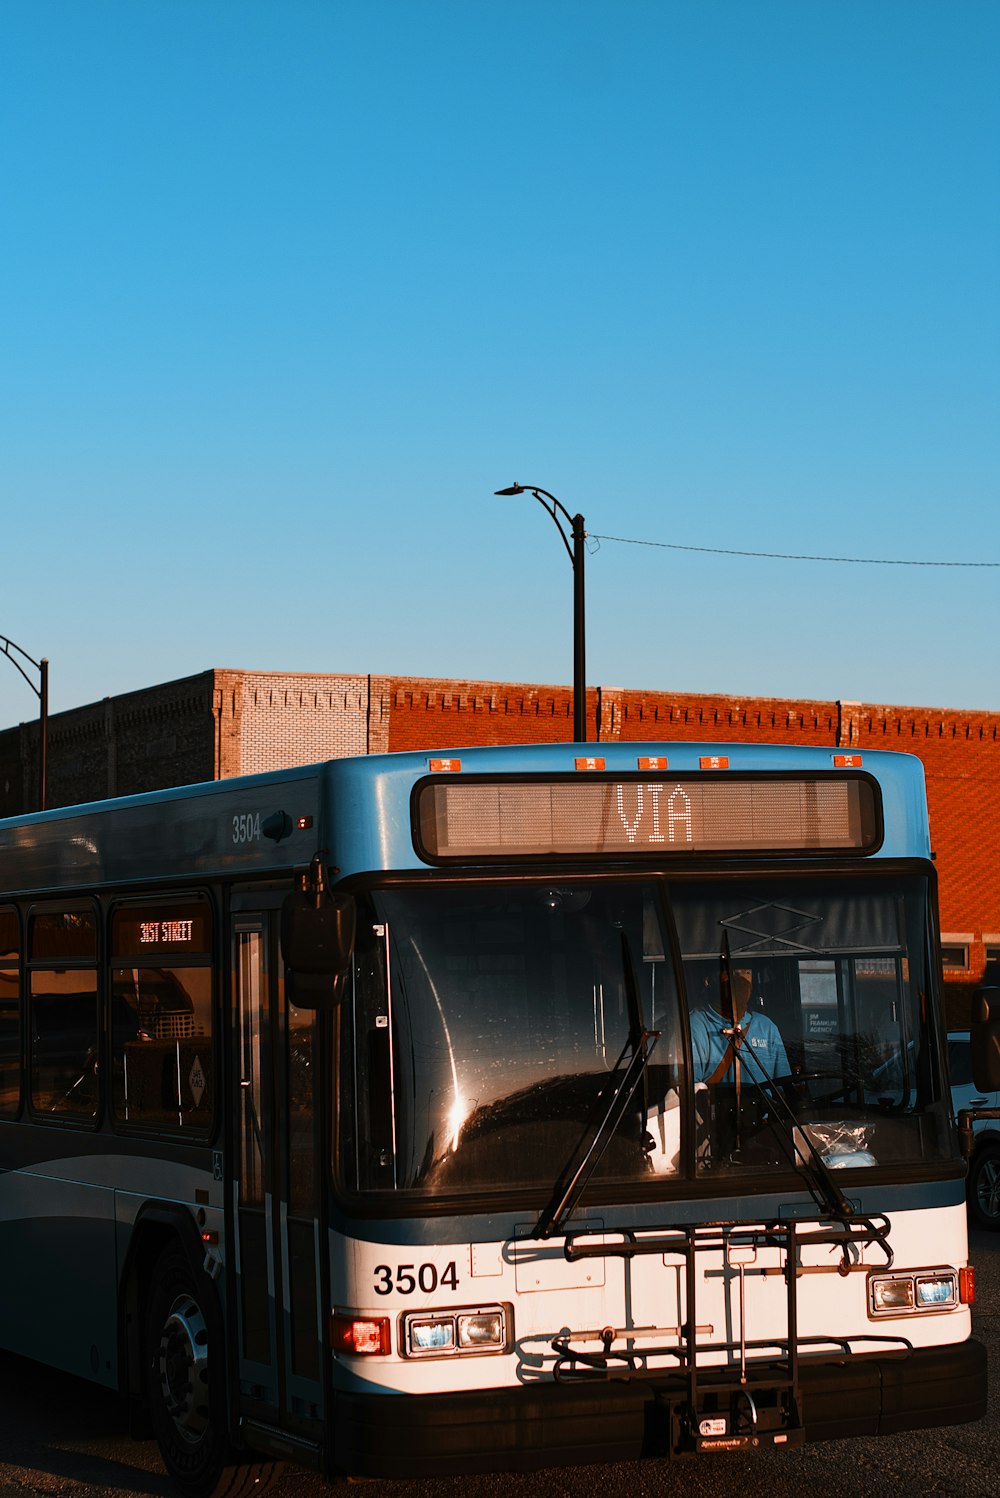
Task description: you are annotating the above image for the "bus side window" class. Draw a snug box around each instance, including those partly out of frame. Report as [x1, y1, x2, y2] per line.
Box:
[28, 908, 99, 1122]
[111, 967, 214, 1132]
[108, 897, 215, 1136]
[0, 907, 20, 1118]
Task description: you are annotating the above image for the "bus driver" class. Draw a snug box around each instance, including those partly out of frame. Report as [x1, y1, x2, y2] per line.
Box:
[689, 967, 790, 1086]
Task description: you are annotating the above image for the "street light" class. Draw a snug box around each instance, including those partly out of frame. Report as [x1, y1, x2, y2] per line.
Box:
[0, 637, 48, 810]
[494, 483, 588, 743]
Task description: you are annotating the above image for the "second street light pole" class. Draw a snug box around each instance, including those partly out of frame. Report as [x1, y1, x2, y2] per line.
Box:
[494, 484, 587, 743]
[0, 637, 48, 810]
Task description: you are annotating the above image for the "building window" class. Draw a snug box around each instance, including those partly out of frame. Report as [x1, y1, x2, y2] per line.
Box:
[941, 945, 970, 972]
[981, 940, 1000, 985]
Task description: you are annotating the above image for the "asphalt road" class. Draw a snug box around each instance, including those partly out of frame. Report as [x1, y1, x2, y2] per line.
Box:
[1, 1230, 999, 1498]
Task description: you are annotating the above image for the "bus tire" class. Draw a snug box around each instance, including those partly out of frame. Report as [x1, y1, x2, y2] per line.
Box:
[969, 1143, 1000, 1231]
[144, 1243, 245, 1498]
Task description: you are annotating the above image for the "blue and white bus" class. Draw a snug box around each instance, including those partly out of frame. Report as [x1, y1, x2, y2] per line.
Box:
[0, 741, 984, 1493]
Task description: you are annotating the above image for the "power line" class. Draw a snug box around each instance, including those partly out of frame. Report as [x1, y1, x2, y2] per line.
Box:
[589, 532, 999, 567]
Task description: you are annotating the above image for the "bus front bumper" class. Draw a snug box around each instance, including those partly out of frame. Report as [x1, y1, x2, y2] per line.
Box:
[331, 1338, 987, 1478]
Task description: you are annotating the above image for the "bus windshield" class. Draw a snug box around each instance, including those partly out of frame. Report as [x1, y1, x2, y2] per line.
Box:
[338, 873, 951, 1199]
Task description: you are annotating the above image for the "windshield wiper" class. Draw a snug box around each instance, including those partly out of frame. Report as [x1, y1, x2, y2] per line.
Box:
[739, 1049, 857, 1219]
[532, 933, 659, 1239]
[716, 933, 854, 1221]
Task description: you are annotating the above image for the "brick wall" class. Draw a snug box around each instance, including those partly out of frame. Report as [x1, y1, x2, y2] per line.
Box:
[0, 669, 374, 812]
[382, 678, 580, 752]
[108, 674, 217, 798]
[223, 672, 370, 776]
[378, 679, 846, 753]
[1, 668, 997, 1022]
[0, 671, 218, 815]
[600, 688, 842, 746]
[844, 703, 1000, 1025]
[379, 679, 1000, 1022]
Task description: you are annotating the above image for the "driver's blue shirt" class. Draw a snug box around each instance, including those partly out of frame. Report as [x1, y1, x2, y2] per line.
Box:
[689, 1006, 790, 1084]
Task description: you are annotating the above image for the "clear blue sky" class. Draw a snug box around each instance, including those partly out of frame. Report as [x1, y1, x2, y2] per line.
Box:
[1, 0, 997, 725]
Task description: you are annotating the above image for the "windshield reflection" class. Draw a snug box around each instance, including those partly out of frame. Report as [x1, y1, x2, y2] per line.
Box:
[338, 874, 950, 1200]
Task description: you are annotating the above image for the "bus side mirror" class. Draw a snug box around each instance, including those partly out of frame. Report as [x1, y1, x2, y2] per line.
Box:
[971, 987, 1000, 1092]
[281, 891, 356, 1009]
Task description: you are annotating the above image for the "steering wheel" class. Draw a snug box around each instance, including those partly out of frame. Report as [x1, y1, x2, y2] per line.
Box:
[770, 1070, 856, 1105]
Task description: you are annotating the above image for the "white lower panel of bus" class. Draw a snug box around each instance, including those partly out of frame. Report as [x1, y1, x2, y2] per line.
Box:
[331, 1202, 972, 1396]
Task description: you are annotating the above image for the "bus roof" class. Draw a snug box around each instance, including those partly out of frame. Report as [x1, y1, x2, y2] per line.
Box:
[0, 742, 929, 896]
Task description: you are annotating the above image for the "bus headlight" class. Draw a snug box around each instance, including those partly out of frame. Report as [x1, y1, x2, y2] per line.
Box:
[402, 1304, 509, 1358]
[870, 1276, 914, 1313]
[915, 1272, 959, 1308]
[458, 1311, 504, 1348]
[869, 1269, 959, 1317]
[407, 1316, 456, 1353]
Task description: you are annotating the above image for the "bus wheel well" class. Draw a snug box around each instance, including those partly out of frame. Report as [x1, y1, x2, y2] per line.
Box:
[968, 1141, 1000, 1231]
[121, 1211, 208, 1415]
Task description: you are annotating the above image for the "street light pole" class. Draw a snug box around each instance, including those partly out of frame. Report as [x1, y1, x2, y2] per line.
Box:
[494, 484, 588, 742]
[0, 637, 49, 810]
[571, 510, 586, 743]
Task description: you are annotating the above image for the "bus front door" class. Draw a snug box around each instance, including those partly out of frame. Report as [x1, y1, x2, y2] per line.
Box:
[231, 903, 325, 1463]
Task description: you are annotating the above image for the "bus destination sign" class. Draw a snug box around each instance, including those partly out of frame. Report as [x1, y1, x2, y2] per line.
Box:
[140, 919, 194, 945]
[111, 902, 212, 958]
[415, 774, 880, 861]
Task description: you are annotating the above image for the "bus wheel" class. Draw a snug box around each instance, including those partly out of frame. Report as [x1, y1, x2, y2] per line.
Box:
[144, 1245, 234, 1497]
[969, 1144, 1000, 1231]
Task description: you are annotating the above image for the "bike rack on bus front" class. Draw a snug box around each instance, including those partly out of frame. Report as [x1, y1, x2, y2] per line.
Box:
[548, 1217, 904, 1452]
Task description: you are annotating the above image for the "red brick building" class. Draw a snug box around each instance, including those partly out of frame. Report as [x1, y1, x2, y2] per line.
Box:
[1, 668, 996, 1021]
